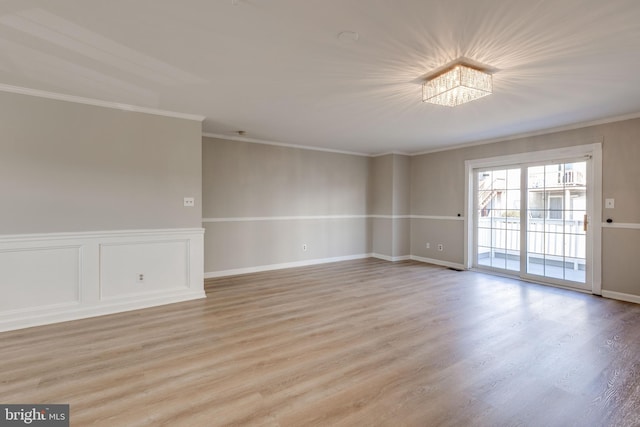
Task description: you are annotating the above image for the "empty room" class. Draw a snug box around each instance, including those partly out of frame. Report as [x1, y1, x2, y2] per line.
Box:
[1, 1, 640, 426]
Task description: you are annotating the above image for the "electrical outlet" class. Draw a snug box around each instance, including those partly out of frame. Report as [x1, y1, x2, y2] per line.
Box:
[437, 244, 444, 251]
[183, 197, 195, 207]
[137, 273, 145, 283]
[302, 243, 308, 252]
[426, 242, 430, 249]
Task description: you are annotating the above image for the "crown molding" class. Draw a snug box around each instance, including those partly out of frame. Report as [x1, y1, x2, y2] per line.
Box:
[370, 151, 412, 157]
[410, 111, 640, 156]
[202, 132, 370, 157]
[0, 84, 205, 122]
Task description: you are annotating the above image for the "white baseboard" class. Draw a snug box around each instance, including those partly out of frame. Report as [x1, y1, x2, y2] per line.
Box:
[410, 255, 466, 270]
[0, 228, 205, 332]
[0, 289, 205, 332]
[205, 253, 465, 279]
[205, 253, 371, 278]
[371, 253, 411, 262]
[601, 290, 640, 305]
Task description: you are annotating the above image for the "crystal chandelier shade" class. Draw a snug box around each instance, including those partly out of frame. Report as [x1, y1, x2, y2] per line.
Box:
[422, 65, 492, 107]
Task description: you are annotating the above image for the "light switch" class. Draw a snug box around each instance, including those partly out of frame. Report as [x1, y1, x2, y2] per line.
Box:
[183, 197, 195, 207]
[605, 198, 615, 209]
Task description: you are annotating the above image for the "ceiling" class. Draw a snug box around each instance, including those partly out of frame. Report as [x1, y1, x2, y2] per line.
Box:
[2, 0, 640, 155]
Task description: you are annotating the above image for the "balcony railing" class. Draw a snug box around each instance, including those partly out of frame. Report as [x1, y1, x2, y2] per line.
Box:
[477, 218, 585, 261]
[529, 170, 586, 188]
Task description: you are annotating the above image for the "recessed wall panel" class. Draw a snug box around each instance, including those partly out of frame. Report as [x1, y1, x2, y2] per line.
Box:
[100, 240, 189, 299]
[0, 246, 80, 311]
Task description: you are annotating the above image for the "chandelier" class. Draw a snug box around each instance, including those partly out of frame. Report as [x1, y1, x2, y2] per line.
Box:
[422, 64, 492, 107]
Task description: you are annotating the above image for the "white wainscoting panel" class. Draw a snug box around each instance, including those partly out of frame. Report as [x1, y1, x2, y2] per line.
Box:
[0, 228, 205, 332]
[100, 240, 189, 300]
[0, 245, 81, 311]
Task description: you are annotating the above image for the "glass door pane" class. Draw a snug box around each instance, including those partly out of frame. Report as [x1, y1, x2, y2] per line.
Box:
[525, 161, 587, 284]
[475, 167, 520, 272]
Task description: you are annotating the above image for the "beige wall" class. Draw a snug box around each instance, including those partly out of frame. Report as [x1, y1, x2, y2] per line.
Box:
[368, 155, 393, 215]
[392, 218, 410, 258]
[0, 92, 203, 234]
[369, 154, 410, 258]
[410, 117, 640, 296]
[601, 123, 640, 223]
[369, 155, 393, 257]
[371, 217, 392, 256]
[392, 154, 411, 216]
[410, 219, 465, 264]
[202, 137, 370, 273]
[602, 229, 640, 295]
[204, 219, 369, 271]
[391, 155, 411, 257]
[204, 138, 368, 218]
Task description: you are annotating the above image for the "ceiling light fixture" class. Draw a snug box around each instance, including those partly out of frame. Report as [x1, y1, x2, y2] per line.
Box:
[422, 64, 492, 107]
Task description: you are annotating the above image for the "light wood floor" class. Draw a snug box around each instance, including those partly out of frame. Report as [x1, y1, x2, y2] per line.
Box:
[2, 259, 640, 426]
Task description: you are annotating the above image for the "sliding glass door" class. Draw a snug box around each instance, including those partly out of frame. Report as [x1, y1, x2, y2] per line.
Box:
[473, 158, 591, 291]
[525, 161, 588, 287]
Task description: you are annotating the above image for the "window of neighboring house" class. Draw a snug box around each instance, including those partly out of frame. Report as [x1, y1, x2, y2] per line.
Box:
[548, 196, 563, 219]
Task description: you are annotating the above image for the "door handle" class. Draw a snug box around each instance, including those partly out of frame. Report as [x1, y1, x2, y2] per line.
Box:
[584, 214, 588, 231]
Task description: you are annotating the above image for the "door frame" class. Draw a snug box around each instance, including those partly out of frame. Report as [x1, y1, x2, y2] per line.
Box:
[464, 142, 602, 295]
